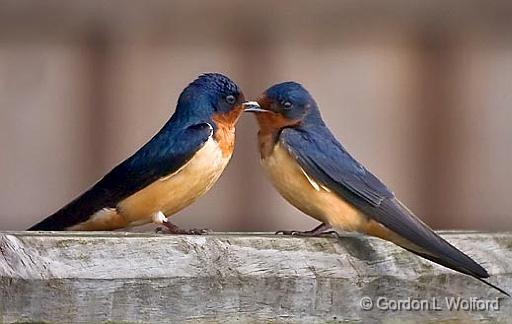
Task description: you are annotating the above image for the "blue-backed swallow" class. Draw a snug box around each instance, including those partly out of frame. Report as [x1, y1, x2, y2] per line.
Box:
[246, 81, 508, 296]
[29, 73, 260, 233]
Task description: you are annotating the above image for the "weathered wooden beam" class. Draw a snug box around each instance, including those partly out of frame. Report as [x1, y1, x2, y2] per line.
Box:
[1, 231, 511, 323]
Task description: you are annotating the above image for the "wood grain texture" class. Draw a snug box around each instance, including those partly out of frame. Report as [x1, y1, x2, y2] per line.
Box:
[0, 231, 511, 323]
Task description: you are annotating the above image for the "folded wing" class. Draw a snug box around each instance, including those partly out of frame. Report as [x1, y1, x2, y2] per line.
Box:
[280, 126, 489, 279]
[29, 122, 213, 230]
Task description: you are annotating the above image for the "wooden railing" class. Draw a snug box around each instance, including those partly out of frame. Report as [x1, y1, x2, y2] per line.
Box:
[1, 231, 510, 322]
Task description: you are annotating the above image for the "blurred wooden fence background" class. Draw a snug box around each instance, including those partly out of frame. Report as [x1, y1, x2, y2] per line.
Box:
[0, 0, 511, 231]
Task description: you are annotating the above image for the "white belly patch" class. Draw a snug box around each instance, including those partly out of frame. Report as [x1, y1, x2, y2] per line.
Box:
[117, 136, 232, 226]
[260, 142, 368, 231]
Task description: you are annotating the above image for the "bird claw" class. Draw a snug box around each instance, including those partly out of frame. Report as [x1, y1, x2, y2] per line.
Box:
[186, 228, 210, 235]
[275, 229, 340, 238]
[156, 221, 210, 235]
[275, 223, 338, 238]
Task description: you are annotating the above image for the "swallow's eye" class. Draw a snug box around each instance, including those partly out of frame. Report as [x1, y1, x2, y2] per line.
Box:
[283, 101, 293, 110]
[225, 95, 236, 104]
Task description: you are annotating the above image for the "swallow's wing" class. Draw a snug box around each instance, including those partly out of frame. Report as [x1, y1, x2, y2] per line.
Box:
[29, 122, 213, 230]
[280, 127, 394, 206]
[280, 127, 489, 279]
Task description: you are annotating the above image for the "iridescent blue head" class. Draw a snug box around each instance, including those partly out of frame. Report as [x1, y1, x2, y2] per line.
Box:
[174, 73, 259, 123]
[245, 81, 323, 132]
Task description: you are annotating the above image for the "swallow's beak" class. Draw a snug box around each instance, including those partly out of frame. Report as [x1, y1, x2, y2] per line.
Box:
[243, 101, 268, 113]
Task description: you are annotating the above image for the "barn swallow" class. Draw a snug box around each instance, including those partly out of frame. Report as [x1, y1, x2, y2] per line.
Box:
[246, 81, 508, 296]
[29, 73, 260, 233]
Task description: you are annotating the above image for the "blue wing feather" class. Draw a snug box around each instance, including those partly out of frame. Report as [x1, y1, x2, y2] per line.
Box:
[280, 127, 393, 206]
[29, 122, 212, 230]
[280, 126, 488, 278]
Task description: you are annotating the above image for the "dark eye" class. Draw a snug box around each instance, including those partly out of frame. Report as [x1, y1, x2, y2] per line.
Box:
[283, 101, 293, 110]
[225, 95, 236, 104]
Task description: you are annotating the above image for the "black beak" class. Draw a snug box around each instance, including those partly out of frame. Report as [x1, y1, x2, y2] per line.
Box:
[243, 101, 268, 113]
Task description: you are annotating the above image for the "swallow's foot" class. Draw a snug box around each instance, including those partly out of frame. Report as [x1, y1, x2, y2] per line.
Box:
[275, 223, 339, 237]
[156, 224, 210, 235]
[152, 211, 210, 235]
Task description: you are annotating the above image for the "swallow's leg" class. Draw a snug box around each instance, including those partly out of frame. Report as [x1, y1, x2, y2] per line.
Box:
[152, 211, 209, 235]
[276, 223, 339, 237]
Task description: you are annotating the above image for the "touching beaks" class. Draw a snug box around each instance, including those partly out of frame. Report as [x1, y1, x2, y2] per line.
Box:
[243, 101, 268, 113]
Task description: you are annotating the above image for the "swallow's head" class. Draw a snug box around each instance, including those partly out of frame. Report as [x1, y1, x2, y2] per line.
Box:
[176, 73, 259, 125]
[245, 81, 321, 132]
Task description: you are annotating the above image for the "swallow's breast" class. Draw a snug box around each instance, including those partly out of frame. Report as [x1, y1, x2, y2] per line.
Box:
[117, 135, 232, 226]
[260, 141, 368, 232]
